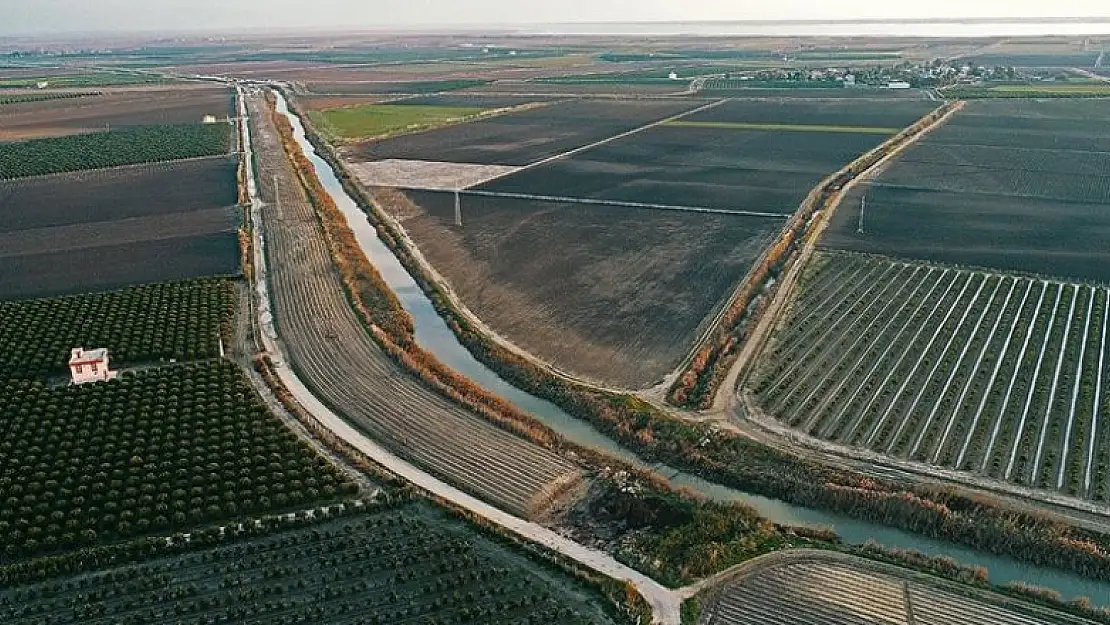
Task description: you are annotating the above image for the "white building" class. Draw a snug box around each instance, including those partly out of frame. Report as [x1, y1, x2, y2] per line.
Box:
[885, 80, 912, 89]
[69, 348, 118, 385]
[668, 71, 679, 80]
[202, 114, 219, 124]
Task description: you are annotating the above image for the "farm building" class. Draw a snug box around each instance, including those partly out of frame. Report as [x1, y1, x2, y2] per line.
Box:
[69, 347, 117, 384]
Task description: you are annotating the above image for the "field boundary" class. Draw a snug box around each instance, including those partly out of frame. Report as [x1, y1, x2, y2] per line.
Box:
[475, 97, 731, 186]
[693, 100, 967, 413]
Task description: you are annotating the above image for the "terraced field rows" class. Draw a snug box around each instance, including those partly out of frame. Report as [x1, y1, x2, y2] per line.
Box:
[247, 94, 580, 518]
[747, 251, 1110, 502]
[700, 554, 1092, 625]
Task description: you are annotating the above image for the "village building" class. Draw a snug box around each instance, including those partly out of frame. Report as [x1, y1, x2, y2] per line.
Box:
[69, 347, 118, 384]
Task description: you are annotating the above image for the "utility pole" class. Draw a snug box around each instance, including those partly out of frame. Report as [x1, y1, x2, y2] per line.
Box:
[454, 190, 462, 227]
[857, 194, 867, 235]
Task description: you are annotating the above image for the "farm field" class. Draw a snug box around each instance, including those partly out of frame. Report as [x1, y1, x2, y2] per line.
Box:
[947, 82, 1110, 98]
[745, 251, 1110, 502]
[352, 98, 698, 166]
[305, 79, 492, 95]
[698, 85, 931, 98]
[0, 157, 237, 231]
[249, 93, 581, 518]
[0, 86, 231, 140]
[0, 157, 240, 300]
[0, 124, 233, 178]
[0, 360, 355, 562]
[699, 552, 1091, 625]
[0, 232, 240, 302]
[309, 103, 491, 141]
[823, 99, 1110, 282]
[0, 279, 233, 380]
[463, 81, 690, 96]
[680, 98, 936, 130]
[0, 500, 626, 625]
[396, 190, 778, 388]
[479, 98, 928, 214]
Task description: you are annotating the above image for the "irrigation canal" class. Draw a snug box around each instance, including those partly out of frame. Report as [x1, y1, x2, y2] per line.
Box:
[273, 91, 1110, 605]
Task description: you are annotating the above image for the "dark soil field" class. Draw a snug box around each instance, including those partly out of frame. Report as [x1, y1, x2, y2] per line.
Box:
[481, 124, 896, 213]
[464, 81, 690, 96]
[0, 229, 239, 301]
[0, 156, 240, 300]
[823, 99, 1110, 282]
[354, 98, 698, 166]
[397, 190, 778, 388]
[697, 87, 931, 99]
[683, 98, 936, 129]
[0, 85, 232, 140]
[395, 93, 551, 108]
[0, 156, 237, 231]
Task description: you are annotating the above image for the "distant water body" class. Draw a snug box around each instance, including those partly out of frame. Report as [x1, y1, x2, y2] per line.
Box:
[527, 20, 1110, 37]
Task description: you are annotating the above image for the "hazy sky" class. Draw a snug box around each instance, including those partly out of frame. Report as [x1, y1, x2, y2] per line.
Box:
[4, 0, 1110, 36]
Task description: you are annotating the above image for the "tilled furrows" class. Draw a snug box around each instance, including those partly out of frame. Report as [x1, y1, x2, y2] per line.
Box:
[248, 95, 580, 517]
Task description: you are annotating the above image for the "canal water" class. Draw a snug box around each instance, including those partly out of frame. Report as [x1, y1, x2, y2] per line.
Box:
[272, 92, 1110, 604]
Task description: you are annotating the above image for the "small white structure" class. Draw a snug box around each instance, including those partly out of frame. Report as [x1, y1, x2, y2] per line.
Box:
[202, 114, 219, 124]
[69, 348, 118, 385]
[668, 71, 679, 80]
[36, 81, 49, 89]
[885, 80, 912, 89]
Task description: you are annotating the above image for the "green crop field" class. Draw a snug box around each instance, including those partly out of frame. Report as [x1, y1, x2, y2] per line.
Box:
[664, 120, 901, 134]
[0, 279, 234, 381]
[947, 82, 1110, 98]
[309, 103, 491, 140]
[0, 499, 628, 624]
[0, 360, 356, 562]
[0, 124, 232, 178]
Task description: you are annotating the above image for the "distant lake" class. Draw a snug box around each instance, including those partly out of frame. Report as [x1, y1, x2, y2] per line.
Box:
[526, 20, 1110, 37]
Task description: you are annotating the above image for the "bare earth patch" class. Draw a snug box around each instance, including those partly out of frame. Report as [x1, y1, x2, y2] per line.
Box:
[348, 158, 521, 190]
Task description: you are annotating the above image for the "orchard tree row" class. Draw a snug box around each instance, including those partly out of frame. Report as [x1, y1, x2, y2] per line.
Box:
[0, 360, 356, 562]
[0, 278, 234, 381]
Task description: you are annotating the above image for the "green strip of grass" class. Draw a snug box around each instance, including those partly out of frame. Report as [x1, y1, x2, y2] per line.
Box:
[663, 120, 901, 134]
[309, 103, 490, 140]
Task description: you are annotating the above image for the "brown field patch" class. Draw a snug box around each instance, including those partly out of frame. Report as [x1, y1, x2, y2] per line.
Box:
[0, 86, 232, 140]
[395, 190, 778, 389]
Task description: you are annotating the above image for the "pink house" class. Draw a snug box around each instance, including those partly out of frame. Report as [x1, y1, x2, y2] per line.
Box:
[69, 348, 118, 385]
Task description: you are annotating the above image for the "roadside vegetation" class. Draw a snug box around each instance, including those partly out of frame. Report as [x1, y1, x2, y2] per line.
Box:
[309, 103, 490, 141]
[0, 123, 232, 178]
[0, 279, 234, 381]
[0, 360, 356, 562]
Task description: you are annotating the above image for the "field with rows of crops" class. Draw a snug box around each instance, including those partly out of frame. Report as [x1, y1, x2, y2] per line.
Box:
[249, 92, 580, 518]
[0, 499, 627, 625]
[823, 99, 1110, 282]
[0, 86, 232, 141]
[0, 278, 233, 380]
[0, 157, 241, 300]
[746, 251, 1110, 502]
[0, 124, 232, 179]
[0, 360, 356, 562]
[698, 552, 1087, 625]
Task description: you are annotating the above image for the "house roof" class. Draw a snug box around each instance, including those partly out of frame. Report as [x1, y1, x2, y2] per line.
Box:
[69, 347, 108, 363]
